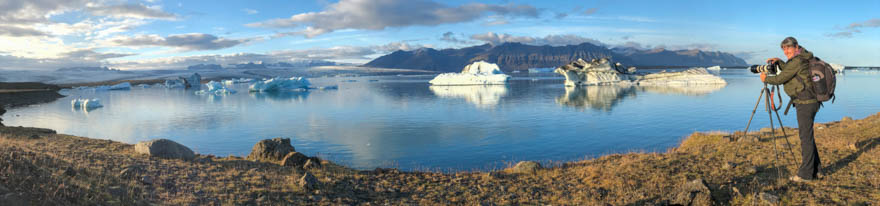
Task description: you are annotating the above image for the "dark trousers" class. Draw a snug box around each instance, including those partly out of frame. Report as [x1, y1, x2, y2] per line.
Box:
[795, 102, 820, 179]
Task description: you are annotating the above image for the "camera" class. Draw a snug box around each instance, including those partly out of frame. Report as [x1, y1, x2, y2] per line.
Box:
[749, 61, 781, 75]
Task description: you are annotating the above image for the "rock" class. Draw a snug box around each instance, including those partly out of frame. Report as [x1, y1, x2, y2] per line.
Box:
[280, 152, 309, 167]
[303, 158, 320, 169]
[510, 161, 542, 175]
[63, 167, 77, 177]
[759, 192, 779, 205]
[672, 178, 713, 206]
[108, 186, 127, 197]
[247, 138, 295, 163]
[0, 193, 27, 206]
[134, 139, 195, 161]
[119, 165, 146, 179]
[141, 175, 154, 185]
[298, 172, 318, 189]
[841, 116, 853, 121]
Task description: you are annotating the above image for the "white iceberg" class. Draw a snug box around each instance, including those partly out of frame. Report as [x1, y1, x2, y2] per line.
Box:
[528, 68, 554, 73]
[633, 68, 727, 86]
[429, 61, 510, 85]
[706, 66, 721, 71]
[196, 81, 237, 95]
[222, 80, 235, 85]
[829, 63, 845, 74]
[249, 77, 311, 92]
[71, 98, 103, 110]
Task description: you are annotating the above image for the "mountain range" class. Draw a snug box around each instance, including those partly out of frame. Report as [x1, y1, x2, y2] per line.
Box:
[364, 42, 747, 72]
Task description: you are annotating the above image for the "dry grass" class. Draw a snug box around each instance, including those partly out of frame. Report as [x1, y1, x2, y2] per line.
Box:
[1, 113, 879, 205]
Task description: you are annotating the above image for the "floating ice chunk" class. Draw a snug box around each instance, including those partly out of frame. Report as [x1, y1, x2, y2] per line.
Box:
[222, 80, 235, 85]
[165, 79, 185, 88]
[829, 63, 845, 74]
[108, 82, 131, 90]
[309, 85, 338, 90]
[429, 61, 510, 85]
[706, 66, 721, 71]
[528, 68, 554, 73]
[249, 77, 311, 92]
[196, 81, 237, 95]
[137, 84, 150, 88]
[71, 98, 103, 110]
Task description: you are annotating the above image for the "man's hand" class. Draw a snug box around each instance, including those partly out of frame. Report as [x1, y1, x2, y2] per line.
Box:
[766, 57, 782, 64]
[760, 72, 767, 82]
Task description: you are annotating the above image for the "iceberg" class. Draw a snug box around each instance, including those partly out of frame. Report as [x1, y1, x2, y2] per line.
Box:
[71, 98, 103, 110]
[249, 77, 311, 92]
[429, 61, 510, 85]
[109, 82, 131, 90]
[528, 68, 555, 73]
[554, 58, 726, 86]
[829, 63, 845, 74]
[196, 81, 237, 95]
[165, 79, 185, 88]
[706, 66, 722, 71]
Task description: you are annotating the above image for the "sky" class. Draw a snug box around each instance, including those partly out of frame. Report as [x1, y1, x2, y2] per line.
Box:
[0, 0, 878, 70]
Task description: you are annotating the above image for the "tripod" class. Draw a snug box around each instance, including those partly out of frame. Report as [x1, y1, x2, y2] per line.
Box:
[741, 83, 799, 179]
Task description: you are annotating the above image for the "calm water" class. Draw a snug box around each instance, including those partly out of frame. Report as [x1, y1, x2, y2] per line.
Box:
[4, 69, 879, 171]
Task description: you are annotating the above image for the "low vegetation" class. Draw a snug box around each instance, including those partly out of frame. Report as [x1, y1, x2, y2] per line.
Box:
[1, 112, 877, 205]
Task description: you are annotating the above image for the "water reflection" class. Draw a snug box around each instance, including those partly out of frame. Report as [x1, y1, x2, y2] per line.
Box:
[429, 85, 509, 108]
[637, 84, 726, 96]
[557, 83, 727, 111]
[556, 85, 637, 111]
[249, 91, 310, 102]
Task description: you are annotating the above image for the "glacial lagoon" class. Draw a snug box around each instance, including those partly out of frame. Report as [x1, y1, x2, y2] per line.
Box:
[4, 69, 879, 171]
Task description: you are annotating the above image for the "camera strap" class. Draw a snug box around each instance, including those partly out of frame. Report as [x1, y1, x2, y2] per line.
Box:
[784, 99, 794, 115]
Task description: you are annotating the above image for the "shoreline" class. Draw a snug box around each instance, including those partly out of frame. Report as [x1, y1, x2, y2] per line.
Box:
[1, 83, 878, 205]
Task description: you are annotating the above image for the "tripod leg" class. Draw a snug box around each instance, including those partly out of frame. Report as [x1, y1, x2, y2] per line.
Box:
[773, 100, 799, 168]
[763, 87, 784, 179]
[742, 88, 766, 140]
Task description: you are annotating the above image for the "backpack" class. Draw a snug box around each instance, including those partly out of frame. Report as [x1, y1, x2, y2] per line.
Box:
[807, 57, 837, 103]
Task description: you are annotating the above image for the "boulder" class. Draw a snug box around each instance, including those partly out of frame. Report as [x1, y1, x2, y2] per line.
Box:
[0, 106, 5, 126]
[510, 161, 542, 175]
[247, 138, 295, 163]
[672, 178, 713, 205]
[134, 139, 195, 161]
[298, 172, 319, 189]
[841, 116, 853, 121]
[280, 152, 309, 167]
[759, 192, 779, 205]
[303, 158, 321, 169]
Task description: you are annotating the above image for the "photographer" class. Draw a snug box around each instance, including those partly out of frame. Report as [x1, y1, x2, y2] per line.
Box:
[761, 37, 820, 182]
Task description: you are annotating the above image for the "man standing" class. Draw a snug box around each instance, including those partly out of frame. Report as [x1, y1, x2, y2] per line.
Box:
[761, 37, 821, 182]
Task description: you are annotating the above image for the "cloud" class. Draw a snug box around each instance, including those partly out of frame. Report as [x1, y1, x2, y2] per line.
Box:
[86, 4, 177, 20]
[470, 32, 606, 46]
[107, 33, 253, 50]
[828, 18, 879, 38]
[248, 0, 539, 37]
[242, 8, 259, 15]
[583, 8, 598, 15]
[0, 49, 133, 70]
[440, 32, 472, 44]
[0, 25, 48, 37]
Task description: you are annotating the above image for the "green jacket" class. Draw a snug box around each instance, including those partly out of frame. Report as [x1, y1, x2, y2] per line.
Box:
[764, 48, 818, 104]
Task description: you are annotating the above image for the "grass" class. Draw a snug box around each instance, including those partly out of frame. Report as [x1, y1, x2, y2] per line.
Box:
[1, 113, 879, 205]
